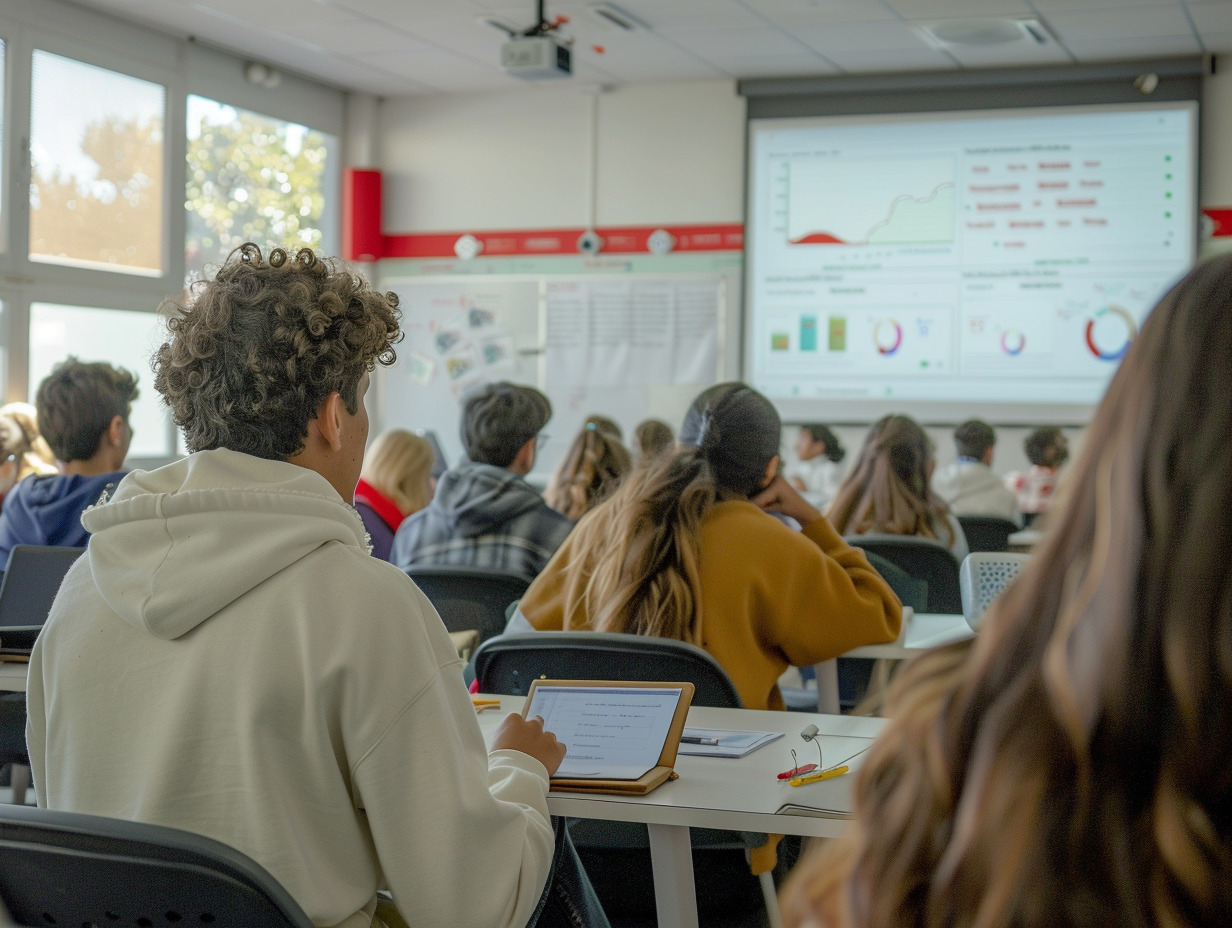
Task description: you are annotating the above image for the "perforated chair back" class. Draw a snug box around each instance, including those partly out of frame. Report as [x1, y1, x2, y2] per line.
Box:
[0, 804, 314, 928]
[0, 545, 86, 628]
[956, 516, 1020, 553]
[472, 631, 743, 708]
[960, 552, 1031, 629]
[404, 565, 531, 644]
[845, 535, 963, 614]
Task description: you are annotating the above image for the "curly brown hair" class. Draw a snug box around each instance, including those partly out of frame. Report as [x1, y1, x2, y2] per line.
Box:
[155, 244, 401, 460]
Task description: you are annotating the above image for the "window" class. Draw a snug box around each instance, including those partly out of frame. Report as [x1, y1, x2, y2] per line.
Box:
[29, 50, 165, 275]
[185, 95, 336, 278]
[29, 303, 171, 457]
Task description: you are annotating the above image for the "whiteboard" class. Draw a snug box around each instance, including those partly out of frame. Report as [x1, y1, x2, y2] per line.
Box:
[377, 273, 729, 480]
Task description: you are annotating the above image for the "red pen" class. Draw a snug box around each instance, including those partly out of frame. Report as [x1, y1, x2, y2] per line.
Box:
[777, 764, 817, 780]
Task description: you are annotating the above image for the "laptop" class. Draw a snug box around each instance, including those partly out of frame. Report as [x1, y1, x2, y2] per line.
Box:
[0, 545, 87, 657]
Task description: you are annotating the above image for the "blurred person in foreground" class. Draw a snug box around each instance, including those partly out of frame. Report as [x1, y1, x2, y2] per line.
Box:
[782, 255, 1232, 927]
[26, 245, 579, 928]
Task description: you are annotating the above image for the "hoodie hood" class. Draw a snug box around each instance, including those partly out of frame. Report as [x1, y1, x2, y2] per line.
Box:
[82, 449, 367, 641]
[430, 462, 546, 539]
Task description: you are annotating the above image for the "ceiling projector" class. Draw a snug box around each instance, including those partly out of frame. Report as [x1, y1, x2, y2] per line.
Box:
[500, 36, 572, 79]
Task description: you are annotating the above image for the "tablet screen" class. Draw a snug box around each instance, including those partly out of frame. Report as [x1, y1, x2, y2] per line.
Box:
[525, 684, 686, 780]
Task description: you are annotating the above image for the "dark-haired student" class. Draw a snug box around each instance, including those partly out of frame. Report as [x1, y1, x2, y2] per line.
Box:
[391, 381, 572, 583]
[785, 423, 846, 504]
[0, 358, 136, 570]
[931, 419, 1020, 525]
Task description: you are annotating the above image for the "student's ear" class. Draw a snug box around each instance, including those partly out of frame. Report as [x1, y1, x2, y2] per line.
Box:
[761, 454, 780, 489]
[106, 415, 130, 445]
[314, 392, 346, 452]
[511, 437, 536, 475]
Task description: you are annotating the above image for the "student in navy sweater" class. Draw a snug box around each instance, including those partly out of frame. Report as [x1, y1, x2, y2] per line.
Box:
[0, 358, 136, 570]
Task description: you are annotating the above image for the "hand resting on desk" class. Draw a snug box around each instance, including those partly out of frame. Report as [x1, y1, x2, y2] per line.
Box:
[491, 712, 567, 776]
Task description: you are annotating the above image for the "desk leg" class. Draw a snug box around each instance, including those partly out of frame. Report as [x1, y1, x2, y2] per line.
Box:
[814, 660, 840, 714]
[647, 822, 698, 928]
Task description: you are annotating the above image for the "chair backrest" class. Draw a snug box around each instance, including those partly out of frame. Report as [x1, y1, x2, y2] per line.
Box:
[0, 804, 314, 928]
[404, 565, 531, 643]
[845, 535, 963, 614]
[955, 516, 1021, 553]
[472, 631, 743, 708]
[959, 552, 1032, 629]
[863, 551, 928, 613]
[0, 545, 86, 628]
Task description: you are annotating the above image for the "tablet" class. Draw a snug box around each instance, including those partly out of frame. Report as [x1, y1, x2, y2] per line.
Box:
[523, 680, 694, 794]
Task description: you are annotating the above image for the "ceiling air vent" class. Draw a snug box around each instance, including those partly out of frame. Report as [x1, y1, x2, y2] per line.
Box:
[589, 4, 649, 32]
[916, 17, 1055, 49]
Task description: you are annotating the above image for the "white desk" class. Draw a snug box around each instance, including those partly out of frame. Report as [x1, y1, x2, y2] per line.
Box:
[1007, 528, 1043, 551]
[0, 660, 27, 693]
[813, 612, 973, 713]
[478, 695, 884, 928]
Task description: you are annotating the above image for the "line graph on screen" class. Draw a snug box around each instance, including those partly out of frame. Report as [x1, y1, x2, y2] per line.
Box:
[779, 157, 956, 247]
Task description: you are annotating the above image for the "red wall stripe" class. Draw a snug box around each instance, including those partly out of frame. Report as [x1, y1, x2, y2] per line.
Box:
[380, 224, 744, 259]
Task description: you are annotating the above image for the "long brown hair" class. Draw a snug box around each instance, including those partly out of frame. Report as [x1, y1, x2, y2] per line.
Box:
[828, 414, 953, 545]
[545, 420, 632, 521]
[782, 255, 1232, 928]
[558, 383, 781, 642]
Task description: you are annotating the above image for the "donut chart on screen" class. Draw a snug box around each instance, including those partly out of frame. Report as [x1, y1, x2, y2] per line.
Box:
[1084, 305, 1137, 361]
[1000, 329, 1026, 356]
[874, 319, 903, 356]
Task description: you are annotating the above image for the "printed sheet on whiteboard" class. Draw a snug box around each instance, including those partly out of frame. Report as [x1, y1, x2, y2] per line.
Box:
[524, 683, 689, 780]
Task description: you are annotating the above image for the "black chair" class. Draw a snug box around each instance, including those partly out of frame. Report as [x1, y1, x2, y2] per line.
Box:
[956, 515, 1021, 553]
[404, 565, 530, 644]
[473, 631, 741, 706]
[472, 632, 777, 922]
[845, 535, 963, 614]
[0, 545, 86, 805]
[0, 804, 314, 928]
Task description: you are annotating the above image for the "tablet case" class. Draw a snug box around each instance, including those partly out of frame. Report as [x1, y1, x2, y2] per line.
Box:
[523, 679, 695, 796]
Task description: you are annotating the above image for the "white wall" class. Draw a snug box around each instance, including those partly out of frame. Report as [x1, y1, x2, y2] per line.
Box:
[379, 80, 746, 231]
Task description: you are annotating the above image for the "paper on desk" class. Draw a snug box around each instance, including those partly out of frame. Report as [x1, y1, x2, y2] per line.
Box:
[677, 728, 784, 758]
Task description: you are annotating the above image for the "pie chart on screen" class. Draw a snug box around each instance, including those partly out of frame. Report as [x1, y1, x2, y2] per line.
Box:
[1085, 305, 1137, 361]
[874, 319, 902, 356]
[1000, 329, 1026, 356]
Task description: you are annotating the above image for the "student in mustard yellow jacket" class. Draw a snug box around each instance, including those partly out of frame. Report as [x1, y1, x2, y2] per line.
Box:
[517, 382, 902, 714]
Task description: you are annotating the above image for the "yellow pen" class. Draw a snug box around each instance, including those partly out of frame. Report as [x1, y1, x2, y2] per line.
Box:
[788, 765, 849, 787]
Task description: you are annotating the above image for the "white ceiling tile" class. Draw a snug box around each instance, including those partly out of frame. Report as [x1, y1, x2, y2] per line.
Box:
[792, 19, 935, 51]
[611, 0, 768, 31]
[1186, 3, 1232, 34]
[739, 0, 897, 25]
[188, 0, 353, 26]
[713, 53, 840, 76]
[1043, 5, 1193, 40]
[884, 0, 1032, 17]
[1198, 29, 1232, 51]
[666, 28, 805, 57]
[823, 46, 956, 70]
[1029, 0, 1163, 9]
[277, 20, 437, 56]
[943, 41, 1074, 66]
[1064, 33, 1204, 57]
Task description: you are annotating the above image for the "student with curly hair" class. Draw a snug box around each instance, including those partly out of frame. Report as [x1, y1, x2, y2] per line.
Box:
[781, 251, 1232, 928]
[1004, 425, 1070, 524]
[827, 414, 968, 562]
[26, 245, 574, 928]
[0, 359, 137, 569]
[544, 418, 632, 521]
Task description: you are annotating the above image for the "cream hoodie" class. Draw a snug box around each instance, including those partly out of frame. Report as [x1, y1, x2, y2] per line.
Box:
[26, 449, 554, 928]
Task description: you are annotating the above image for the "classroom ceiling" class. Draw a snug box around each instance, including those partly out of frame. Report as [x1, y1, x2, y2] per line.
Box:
[70, 0, 1229, 96]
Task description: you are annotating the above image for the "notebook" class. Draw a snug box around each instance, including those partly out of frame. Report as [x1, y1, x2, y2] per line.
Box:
[522, 680, 694, 795]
